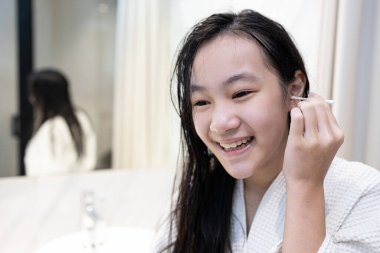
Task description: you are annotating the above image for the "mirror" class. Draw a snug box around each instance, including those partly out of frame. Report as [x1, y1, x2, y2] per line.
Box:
[0, 0, 117, 177]
[34, 0, 117, 171]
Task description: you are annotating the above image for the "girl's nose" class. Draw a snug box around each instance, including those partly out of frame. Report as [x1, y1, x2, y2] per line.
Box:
[209, 107, 240, 134]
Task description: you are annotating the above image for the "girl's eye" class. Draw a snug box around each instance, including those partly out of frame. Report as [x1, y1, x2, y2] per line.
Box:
[233, 90, 252, 99]
[193, 100, 209, 107]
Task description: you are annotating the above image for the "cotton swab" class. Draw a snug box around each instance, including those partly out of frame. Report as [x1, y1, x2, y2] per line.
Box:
[291, 96, 334, 105]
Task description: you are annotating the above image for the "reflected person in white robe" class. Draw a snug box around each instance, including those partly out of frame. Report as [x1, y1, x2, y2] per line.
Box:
[25, 69, 96, 176]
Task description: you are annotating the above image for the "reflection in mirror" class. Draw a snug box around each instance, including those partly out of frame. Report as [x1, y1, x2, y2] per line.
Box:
[34, 0, 117, 173]
[0, 0, 118, 177]
[0, 0, 117, 177]
[25, 69, 97, 176]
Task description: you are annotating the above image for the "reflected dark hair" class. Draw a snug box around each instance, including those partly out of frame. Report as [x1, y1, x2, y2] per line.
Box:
[163, 9, 310, 253]
[28, 69, 84, 157]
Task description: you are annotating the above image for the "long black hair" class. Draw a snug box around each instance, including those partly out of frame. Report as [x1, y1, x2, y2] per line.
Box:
[164, 9, 310, 253]
[28, 69, 84, 157]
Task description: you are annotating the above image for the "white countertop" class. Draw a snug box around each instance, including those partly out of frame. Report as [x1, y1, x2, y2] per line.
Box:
[0, 168, 175, 253]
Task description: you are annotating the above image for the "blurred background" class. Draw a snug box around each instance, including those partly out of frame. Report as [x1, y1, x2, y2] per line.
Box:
[1, 0, 379, 178]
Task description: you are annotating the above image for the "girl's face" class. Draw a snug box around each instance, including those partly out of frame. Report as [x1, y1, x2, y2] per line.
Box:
[191, 34, 291, 180]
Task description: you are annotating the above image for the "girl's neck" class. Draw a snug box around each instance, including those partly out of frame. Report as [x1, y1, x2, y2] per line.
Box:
[243, 164, 282, 194]
[243, 164, 282, 234]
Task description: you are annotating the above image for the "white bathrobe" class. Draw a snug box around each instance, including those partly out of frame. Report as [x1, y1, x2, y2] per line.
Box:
[24, 110, 97, 176]
[153, 157, 380, 252]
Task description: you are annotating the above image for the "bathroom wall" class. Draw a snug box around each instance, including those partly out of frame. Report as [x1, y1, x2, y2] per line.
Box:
[0, 0, 18, 177]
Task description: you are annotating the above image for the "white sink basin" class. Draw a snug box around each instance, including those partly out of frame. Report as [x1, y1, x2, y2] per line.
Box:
[34, 227, 155, 253]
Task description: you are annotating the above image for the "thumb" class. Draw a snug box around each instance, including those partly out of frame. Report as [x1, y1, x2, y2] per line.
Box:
[289, 107, 304, 137]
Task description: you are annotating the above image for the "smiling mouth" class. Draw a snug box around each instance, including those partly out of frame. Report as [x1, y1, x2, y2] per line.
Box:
[217, 137, 254, 152]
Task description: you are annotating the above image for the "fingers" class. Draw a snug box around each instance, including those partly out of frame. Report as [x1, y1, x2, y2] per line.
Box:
[297, 100, 318, 140]
[308, 92, 333, 136]
[294, 92, 344, 147]
[289, 107, 304, 138]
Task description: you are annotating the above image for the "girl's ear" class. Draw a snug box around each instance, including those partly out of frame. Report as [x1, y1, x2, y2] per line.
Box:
[287, 70, 306, 109]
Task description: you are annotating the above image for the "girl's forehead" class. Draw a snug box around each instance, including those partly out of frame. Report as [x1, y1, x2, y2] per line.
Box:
[190, 34, 272, 85]
[192, 33, 268, 68]
[196, 32, 257, 55]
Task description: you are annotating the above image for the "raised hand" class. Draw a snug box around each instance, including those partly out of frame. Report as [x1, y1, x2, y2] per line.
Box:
[283, 92, 344, 186]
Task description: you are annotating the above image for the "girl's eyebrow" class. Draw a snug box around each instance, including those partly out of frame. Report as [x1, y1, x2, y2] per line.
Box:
[191, 72, 258, 93]
[223, 72, 258, 86]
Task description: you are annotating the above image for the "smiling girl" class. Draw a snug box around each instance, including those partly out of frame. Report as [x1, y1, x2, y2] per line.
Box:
[153, 9, 380, 253]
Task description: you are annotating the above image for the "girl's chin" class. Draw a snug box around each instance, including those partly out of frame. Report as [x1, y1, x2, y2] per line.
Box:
[224, 166, 254, 180]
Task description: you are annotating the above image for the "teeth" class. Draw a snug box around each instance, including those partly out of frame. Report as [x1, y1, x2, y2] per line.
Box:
[219, 137, 252, 150]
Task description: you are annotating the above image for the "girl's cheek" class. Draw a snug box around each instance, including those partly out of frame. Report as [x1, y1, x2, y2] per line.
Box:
[195, 114, 211, 137]
[192, 114, 204, 135]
